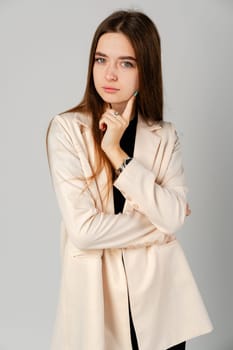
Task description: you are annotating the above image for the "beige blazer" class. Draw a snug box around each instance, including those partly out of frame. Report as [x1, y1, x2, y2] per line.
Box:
[46, 111, 213, 350]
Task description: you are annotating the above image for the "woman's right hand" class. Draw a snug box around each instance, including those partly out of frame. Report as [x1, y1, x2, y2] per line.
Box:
[186, 203, 191, 216]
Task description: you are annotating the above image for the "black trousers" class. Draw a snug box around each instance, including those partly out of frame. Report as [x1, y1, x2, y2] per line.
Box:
[129, 298, 186, 350]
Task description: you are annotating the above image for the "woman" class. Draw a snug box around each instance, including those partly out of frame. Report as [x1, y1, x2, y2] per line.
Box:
[46, 10, 213, 350]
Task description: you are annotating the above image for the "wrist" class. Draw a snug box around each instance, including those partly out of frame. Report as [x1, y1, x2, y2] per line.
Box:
[105, 146, 128, 170]
[115, 157, 132, 177]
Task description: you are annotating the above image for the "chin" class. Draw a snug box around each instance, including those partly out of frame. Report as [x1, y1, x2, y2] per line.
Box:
[98, 92, 129, 107]
[106, 96, 128, 104]
[102, 98, 124, 106]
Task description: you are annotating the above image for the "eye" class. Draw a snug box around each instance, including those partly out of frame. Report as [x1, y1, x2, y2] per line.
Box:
[120, 61, 134, 68]
[94, 57, 106, 64]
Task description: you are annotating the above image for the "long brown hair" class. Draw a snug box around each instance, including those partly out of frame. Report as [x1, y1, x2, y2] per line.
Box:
[46, 10, 163, 200]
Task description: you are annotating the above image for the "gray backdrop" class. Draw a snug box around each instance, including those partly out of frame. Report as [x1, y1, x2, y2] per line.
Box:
[1, 0, 233, 349]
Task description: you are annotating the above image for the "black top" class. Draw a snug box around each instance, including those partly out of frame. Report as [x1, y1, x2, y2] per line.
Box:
[113, 113, 138, 214]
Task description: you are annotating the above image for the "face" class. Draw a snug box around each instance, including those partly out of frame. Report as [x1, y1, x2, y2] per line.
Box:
[93, 32, 139, 112]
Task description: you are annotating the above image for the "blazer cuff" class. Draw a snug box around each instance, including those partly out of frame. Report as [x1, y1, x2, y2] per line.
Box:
[113, 157, 155, 202]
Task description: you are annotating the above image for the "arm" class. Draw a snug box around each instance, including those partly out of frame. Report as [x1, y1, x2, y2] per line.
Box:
[99, 96, 189, 234]
[46, 115, 166, 250]
[113, 123, 189, 233]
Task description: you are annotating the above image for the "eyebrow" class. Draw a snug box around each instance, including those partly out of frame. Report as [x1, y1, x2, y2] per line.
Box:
[95, 51, 137, 61]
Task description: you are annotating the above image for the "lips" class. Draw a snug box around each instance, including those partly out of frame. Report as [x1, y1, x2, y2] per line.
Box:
[102, 86, 120, 93]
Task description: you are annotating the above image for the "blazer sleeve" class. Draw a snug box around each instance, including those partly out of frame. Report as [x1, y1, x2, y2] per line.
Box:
[46, 115, 168, 250]
[113, 123, 188, 234]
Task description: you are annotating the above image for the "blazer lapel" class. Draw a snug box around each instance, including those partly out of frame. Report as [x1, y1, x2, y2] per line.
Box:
[81, 125, 114, 213]
[134, 114, 162, 171]
[121, 114, 162, 213]
[74, 116, 107, 211]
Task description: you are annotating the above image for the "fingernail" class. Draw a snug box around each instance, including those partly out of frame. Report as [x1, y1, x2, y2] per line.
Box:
[101, 124, 106, 131]
[133, 90, 138, 97]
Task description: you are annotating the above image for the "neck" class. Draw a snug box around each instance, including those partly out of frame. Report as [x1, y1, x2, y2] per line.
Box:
[110, 101, 126, 115]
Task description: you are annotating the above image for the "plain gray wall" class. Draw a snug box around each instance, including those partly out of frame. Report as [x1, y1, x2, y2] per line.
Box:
[1, 0, 233, 349]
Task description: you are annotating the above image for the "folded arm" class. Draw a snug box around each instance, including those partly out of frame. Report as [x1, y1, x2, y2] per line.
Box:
[113, 123, 189, 233]
[46, 115, 169, 250]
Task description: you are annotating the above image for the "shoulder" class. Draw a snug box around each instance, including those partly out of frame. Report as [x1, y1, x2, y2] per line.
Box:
[160, 120, 176, 131]
[48, 111, 92, 130]
[155, 120, 179, 141]
[46, 111, 92, 148]
[47, 111, 92, 138]
[138, 115, 176, 134]
[152, 121, 182, 153]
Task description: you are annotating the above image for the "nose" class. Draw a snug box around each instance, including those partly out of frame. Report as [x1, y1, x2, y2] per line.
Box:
[105, 64, 118, 81]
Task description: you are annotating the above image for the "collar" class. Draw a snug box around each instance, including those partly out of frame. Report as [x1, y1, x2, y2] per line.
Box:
[138, 114, 162, 131]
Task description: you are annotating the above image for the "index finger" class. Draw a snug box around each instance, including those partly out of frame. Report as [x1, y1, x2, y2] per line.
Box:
[122, 94, 136, 122]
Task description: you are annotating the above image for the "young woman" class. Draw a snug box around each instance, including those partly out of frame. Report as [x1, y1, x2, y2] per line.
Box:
[46, 10, 213, 350]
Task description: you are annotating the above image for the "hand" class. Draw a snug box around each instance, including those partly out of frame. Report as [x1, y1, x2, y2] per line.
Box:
[99, 94, 136, 170]
[99, 94, 136, 156]
[186, 203, 191, 216]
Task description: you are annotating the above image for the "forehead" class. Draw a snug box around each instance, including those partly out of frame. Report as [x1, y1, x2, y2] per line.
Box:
[96, 32, 135, 57]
